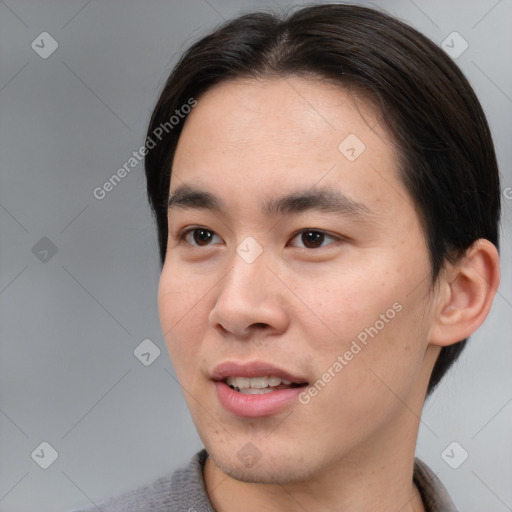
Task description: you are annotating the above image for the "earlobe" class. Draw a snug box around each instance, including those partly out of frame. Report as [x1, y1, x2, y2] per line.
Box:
[428, 239, 500, 347]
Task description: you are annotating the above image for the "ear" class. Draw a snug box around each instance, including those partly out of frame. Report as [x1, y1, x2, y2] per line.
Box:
[428, 239, 500, 347]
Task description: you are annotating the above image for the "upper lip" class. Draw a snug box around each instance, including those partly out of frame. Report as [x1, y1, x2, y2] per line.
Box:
[211, 360, 308, 385]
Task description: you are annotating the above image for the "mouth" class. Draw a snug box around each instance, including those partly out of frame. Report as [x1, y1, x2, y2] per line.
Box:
[224, 376, 307, 394]
[211, 361, 309, 417]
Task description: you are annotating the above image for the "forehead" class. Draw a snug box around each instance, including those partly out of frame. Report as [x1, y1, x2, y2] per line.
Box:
[175, 76, 386, 161]
[171, 77, 412, 222]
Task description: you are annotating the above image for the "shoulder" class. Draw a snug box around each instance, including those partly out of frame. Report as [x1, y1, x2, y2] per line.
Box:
[72, 450, 213, 512]
[413, 457, 459, 512]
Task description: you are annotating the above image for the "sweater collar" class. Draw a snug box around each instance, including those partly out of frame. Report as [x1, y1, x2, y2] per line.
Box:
[173, 450, 458, 512]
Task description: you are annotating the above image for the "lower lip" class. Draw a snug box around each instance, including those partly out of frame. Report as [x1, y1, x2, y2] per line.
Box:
[214, 381, 305, 418]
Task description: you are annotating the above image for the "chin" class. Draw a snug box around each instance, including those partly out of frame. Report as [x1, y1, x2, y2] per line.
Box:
[207, 442, 317, 486]
[219, 459, 309, 485]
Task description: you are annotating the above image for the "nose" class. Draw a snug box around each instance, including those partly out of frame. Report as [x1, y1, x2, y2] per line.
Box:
[208, 253, 289, 338]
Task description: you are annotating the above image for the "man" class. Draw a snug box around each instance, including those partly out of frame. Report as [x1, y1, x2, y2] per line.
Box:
[81, 3, 500, 511]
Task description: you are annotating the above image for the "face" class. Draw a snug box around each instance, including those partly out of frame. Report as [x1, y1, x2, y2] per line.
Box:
[158, 76, 440, 483]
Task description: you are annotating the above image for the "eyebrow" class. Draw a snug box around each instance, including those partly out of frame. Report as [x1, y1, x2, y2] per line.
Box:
[168, 183, 373, 219]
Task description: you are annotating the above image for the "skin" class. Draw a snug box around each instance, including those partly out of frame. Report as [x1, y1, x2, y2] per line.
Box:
[158, 76, 500, 512]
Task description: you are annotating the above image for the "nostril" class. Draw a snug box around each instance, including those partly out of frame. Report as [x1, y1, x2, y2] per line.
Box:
[250, 322, 269, 329]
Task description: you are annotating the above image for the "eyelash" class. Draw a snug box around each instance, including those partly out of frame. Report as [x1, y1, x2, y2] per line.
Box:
[177, 226, 340, 249]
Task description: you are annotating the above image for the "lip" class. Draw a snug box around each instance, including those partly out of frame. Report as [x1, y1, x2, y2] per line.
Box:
[214, 381, 306, 417]
[211, 360, 308, 418]
[211, 360, 307, 384]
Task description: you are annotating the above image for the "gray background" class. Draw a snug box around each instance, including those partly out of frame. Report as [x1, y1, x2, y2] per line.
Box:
[0, 1, 511, 511]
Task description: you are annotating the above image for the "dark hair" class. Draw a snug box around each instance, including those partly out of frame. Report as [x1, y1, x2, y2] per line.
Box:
[144, 3, 500, 395]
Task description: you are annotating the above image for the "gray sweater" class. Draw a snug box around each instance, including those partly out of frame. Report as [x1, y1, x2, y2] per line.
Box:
[74, 450, 458, 511]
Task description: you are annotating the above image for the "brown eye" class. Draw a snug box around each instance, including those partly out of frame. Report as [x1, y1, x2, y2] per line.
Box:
[192, 228, 213, 246]
[289, 229, 337, 249]
[302, 230, 325, 248]
[181, 228, 220, 247]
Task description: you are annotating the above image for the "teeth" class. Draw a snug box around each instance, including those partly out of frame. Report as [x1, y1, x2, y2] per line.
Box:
[249, 376, 269, 389]
[268, 377, 281, 387]
[229, 376, 250, 388]
[225, 376, 293, 389]
[239, 388, 275, 395]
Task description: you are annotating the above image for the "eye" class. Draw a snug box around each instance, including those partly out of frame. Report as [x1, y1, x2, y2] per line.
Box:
[181, 227, 222, 247]
[289, 229, 338, 249]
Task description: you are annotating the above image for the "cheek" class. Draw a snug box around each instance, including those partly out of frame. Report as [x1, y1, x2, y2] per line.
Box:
[158, 264, 208, 367]
[297, 262, 401, 338]
[299, 255, 428, 386]
[320, 296, 429, 418]
[302, 304, 428, 446]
